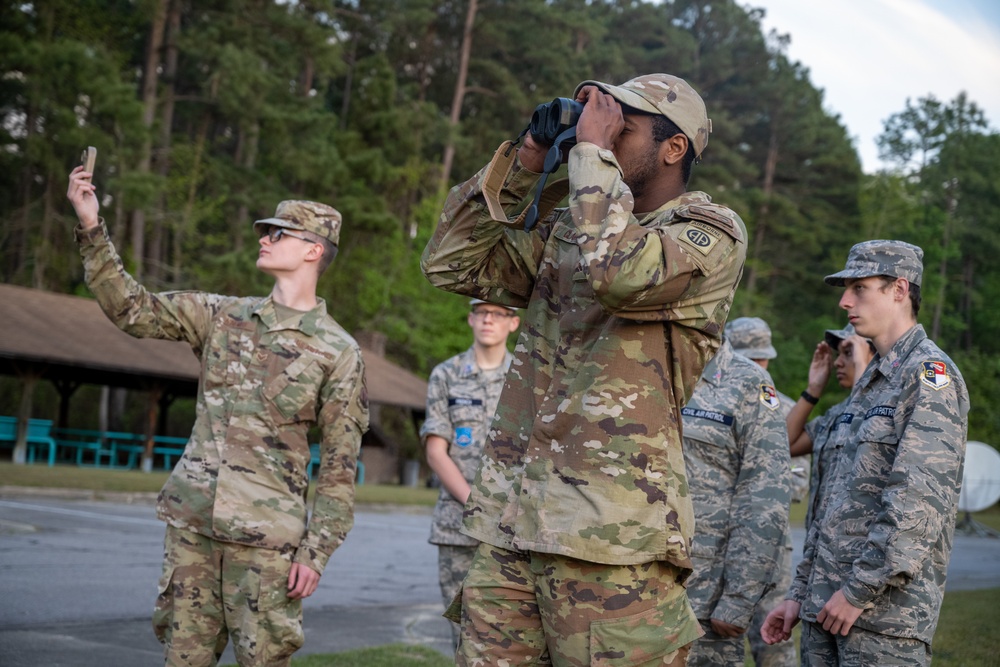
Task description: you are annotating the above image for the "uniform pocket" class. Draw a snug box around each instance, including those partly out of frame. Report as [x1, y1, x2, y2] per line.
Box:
[589, 587, 702, 666]
[262, 356, 321, 425]
[448, 403, 483, 426]
[151, 566, 176, 644]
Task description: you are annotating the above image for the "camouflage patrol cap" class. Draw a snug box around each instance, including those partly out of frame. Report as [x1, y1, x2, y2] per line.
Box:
[725, 316, 777, 360]
[824, 240, 923, 287]
[254, 200, 342, 246]
[469, 298, 517, 313]
[573, 73, 712, 158]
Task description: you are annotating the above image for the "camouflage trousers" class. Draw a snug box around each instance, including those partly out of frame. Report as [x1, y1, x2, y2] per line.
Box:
[686, 619, 745, 667]
[800, 621, 930, 666]
[453, 543, 702, 667]
[748, 539, 795, 667]
[152, 525, 304, 666]
[437, 543, 477, 648]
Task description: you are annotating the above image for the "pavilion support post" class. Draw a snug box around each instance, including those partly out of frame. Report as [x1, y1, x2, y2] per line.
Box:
[141, 386, 163, 473]
[13, 375, 40, 465]
[54, 379, 81, 429]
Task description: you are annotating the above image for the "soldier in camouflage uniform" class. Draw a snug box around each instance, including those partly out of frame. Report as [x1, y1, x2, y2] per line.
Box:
[762, 240, 970, 666]
[420, 298, 519, 647]
[422, 73, 747, 666]
[682, 338, 791, 666]
[787, 324, 874, 532]
[68, 167, 369, 667]
[725, 316, 802, 667]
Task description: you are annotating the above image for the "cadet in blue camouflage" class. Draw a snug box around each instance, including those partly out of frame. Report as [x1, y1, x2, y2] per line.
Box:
[421, 298, 519, 647]
[422, 73, 747, 665]
[762, 240, 970, 667]
[787, 324, 874, 532]
[682, 339, 791, 666]
[68, 169, 369, 666]
[726, 316, 801, 667]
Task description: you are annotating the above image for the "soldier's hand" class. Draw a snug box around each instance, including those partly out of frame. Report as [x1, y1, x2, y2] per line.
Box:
[709, 618, 745, 638]
[760, 599, 800, 644]
[517, 132, 548, 173]
[574, 85, 624, 150]
[287, 562, 320, 600]
[806, 341, 832, 396]
[67, 166, 100, 229]
[817, 589, 863, 636]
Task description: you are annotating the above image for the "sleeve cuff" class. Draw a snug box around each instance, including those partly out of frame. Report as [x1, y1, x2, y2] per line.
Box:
[842, 578, 878, 609]
[293, 544, 330, 576]
[74, 218, 107, 246]
[711, 597, 755, 629]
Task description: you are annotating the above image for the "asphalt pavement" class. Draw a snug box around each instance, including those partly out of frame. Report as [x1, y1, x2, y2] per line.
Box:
[1, 488, 998, 666]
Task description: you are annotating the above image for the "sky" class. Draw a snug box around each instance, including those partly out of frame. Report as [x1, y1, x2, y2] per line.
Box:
[746, 0, 1000, 173]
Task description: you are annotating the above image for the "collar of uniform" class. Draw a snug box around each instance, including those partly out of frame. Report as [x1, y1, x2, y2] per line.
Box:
[873, 323, 926, 382]
[699, 338, 733, 387]
[252, 296, 328, 336]
[639, 190, 714, 227]
[458, 346, 481, 377]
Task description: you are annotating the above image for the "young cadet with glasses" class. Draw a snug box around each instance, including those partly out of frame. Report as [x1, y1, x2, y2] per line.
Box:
[422, 73, 747, 666]
[762, 240, 969, 667]
[420, 298, 520, 647]
[68, 167, 369, 667]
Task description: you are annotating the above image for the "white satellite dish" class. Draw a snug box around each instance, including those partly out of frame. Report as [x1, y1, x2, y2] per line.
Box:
[956, 441, 1000, 537]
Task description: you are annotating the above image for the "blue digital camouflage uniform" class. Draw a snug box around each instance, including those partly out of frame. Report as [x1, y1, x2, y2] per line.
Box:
[682, 340, 791, 667]
[803, 398, 852, 532]
[422, 72, 748, 665]
[789, 324, 969, 663]
[420, 346, 512, 644]
[77, 218, 369, 666]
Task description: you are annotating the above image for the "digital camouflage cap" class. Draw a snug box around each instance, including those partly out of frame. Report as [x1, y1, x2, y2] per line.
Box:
[725, 316, 777, 360]
[254, 200, 342, 246]
[824, 240, 923, 287]
[573, 73, 712, 158]
[469, 298, 517, 313]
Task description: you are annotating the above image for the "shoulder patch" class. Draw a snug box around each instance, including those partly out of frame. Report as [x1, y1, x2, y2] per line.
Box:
[759, 384, 780, 410]
[678, 220, 722, 255]
[686, 204, 741, 241]
[920, 360, 951, 390]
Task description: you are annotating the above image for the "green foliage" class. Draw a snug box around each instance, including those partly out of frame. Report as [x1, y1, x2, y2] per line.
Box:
[0, 0, 997, 455]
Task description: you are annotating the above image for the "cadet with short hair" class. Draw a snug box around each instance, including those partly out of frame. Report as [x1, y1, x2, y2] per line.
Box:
[762, 240, 970, 666]
[420, 299, 520, 647]
[67, 167, 369, 666]
[682, 338, 791, 666]
[725, 316, 802, 667]
[787, 324, 874, 532]
[422, 73, 747, 665]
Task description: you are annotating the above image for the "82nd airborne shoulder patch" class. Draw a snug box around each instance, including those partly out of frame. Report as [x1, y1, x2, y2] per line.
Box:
[678, 220, 722, 256]
[920, 360, 951, 390]
[759, 384, 780, 410]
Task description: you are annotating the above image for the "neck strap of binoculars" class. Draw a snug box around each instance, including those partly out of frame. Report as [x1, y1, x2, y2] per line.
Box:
[482, 139, 569, 232]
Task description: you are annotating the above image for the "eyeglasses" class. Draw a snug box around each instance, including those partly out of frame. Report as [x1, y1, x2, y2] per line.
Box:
[471, 308, 516, 320]
[258, 225, 315, 244]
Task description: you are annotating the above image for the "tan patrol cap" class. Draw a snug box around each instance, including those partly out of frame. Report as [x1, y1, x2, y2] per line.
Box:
[573, 73, 712, 158]
[254, 200, 342, 246]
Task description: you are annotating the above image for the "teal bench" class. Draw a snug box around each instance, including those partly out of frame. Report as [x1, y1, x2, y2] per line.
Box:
[52, 427, 115, 467]
[153, 435, 187, 470]
[0, 415, 56, 465]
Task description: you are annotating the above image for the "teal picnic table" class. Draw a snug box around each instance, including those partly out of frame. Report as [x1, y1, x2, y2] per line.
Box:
[0, 415, 57, 465]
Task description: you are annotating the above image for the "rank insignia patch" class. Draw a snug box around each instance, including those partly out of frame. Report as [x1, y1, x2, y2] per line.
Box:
[920, 360, 951, 390]
[760, 384, 780, 410]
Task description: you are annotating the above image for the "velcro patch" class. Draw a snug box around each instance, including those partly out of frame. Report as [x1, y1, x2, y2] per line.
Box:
[682, 406, 734, 425]
[679, 220, 722, 256]
[920, 360, 951, 390]
[760, 384, 780, 410]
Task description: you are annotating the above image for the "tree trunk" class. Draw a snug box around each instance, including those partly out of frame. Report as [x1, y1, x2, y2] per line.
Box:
[931, 179, 957, 340]
[130, 0, 169, 280]
[745, 125, 779, 294]
[440, 0, 478, 192]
